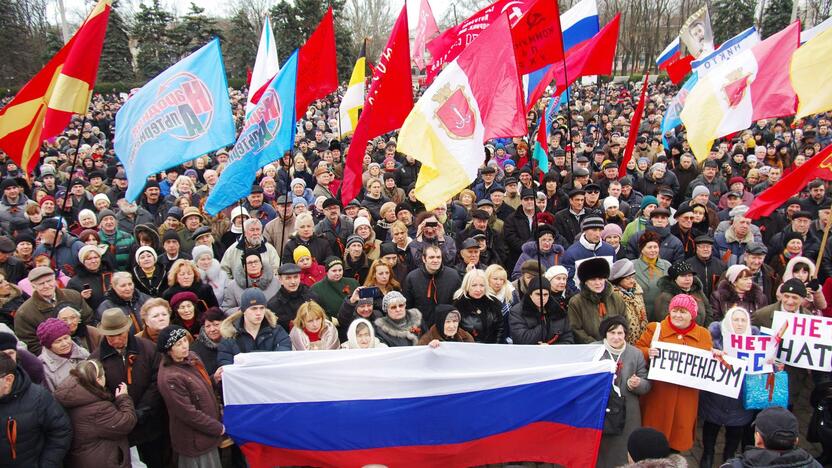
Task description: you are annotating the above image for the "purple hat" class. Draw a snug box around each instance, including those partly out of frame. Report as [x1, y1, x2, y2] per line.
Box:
[36, 318, 70, 350]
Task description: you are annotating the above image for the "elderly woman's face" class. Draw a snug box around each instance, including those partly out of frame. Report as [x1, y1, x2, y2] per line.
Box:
[669, 307, 692, 329]
[386, 300, 406, 320]
[731, 310, 749, 334]
[606, 324, 626, 348]
[146, 306, 170, 330]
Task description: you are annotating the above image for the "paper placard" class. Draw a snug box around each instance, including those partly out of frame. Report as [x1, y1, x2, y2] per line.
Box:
[771, 311, 832, 372]
[648, 341, 745, 398]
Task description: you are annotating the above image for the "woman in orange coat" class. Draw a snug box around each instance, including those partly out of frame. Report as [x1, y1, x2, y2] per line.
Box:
[636, 293, 714, 452]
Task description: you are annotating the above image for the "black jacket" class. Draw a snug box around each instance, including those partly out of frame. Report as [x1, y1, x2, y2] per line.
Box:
[217, 311, 291, 366]
[0, 257, 25, 284]
[281, 234, 334, 265]
[67, 265, 113, 311]
[402, 265, 461, 329]
[503, 206, 534, 265]
[688, 254, 727, 299]
[0, 367, 72, 467]
[453, 295, 504, 344]
[554, 207, 587, 244]
[723, 447, 822, 467]
[508, 294, 574, 345]
[267, 284, 316, 330]
[162, 282, 219, 309]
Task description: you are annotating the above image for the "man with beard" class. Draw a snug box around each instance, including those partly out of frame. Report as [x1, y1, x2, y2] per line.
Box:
[115, 199, 154, 234]
[221, 218, 280, 279]
[140, 180, 172, 225]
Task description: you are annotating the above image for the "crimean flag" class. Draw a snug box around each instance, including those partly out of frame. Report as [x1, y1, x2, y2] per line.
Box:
[398, 14, 526, 211]
[341, 6, 413, 206]
[246, 16, 280, 116]
[533, 115, 550, 173]
[295, 7, 338, 118]
[680, 22, 800, 161]
[620, 74, 649, 178]
[223, 343, 614, 468]
[746, 143, 832, 219]
[791, 26, 832, 119]
[0, 0, 111, 175]
[338, 39, 367, 138]
[413, 0, 439, 70]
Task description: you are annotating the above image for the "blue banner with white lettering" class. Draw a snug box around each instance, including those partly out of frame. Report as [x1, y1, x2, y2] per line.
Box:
[661, 72, 698, 148]
[205, 51, 298, 215]
[115, 38, 235, 202]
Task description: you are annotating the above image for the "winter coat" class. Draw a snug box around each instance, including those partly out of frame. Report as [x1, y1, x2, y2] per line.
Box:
[509, 294, 574, 345]
[190, 327, 221, 376]
[554, 207, 590, 246]
[653, 276, 711, 326]
[197, 259, 229, 305]
[688, 254, 727, 299]
[561, 235, 617, 292]
[636, 317, 713, 451]
[503, 206, 535, 265]
[633, 258, 671, 321]
[310, 277, 360, 318]
[709, 280, 768, 321]
[217, 310, 292, 367]
[91, 334, 164, 446]
[407, 235, 458, 268]
[96, 289, 150, 334]
[289, 321, 340, 350]
[281, 233, 334, 265]
[453, 295, 505, 344]
[698, 322, 757, 427]
[157, 352, 223, 457]
[510, 241, 564, 280]
[131, 264, 167, 298]
[98, 228, 135, 271]
[626, 225, 686, 265]
[0, 367, 72, 467]
[39, 344, 90, 392]
[221, 264, 281, 315]
[33, 234, 84, 277]
[723, 447, 822, 467]
[0, 285, 25, 329]
[402, 264, 462, 329]
[714, 226, 760, 266]
[162, 281, 219, 310]
[611, 283, 648, 345]
[313, 216, 353, 258]
[262, 214, 297, 256]
[567, 281, 627, 344]
[15, 288, 93, 355]
[0, 257, 25, 285]
[417, 325, 474, 344]
[267, 284, 316, 330]
[67, 264, 113, 311]
[222, 238, 281, 278]
[374, 308, 424, 347]
[53, 374, 136, 468]
[596, 343, 651, 468]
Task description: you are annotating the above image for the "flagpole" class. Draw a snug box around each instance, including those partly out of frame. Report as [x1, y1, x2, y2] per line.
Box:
[238, 198, 249, 288]
[50, 114, 87, 271]
[553, 0, 575, 178]
[528, 141, 546, 322]
[278, 150, 293, 265]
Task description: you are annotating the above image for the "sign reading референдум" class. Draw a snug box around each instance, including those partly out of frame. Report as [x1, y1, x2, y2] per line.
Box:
[648, 341, 746, 398]
[772, 311, 832, 372]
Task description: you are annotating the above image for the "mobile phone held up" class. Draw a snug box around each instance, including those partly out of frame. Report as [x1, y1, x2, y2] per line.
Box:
[359, 287, 382, 299]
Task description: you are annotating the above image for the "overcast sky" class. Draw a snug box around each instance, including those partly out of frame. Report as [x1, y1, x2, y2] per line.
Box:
[51, 0, 453, 30]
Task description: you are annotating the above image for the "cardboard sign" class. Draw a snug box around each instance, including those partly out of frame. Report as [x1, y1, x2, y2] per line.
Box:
[724, 333, 775, 375]
[772, 311, 832, 372]
[648, 341, 745, 398]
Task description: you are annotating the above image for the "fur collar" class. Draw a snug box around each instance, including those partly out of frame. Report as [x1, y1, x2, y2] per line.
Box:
[220, 309, 278, 339]
[374, 308, 423, 344]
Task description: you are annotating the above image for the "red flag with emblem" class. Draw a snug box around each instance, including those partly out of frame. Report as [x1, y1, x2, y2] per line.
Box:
[746, 144, 832, 219]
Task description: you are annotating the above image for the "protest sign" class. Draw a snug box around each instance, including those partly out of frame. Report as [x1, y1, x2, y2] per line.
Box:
[724, 333, 775, 375]
[648, 341, 745, 398]
[772, 311, 832, 372]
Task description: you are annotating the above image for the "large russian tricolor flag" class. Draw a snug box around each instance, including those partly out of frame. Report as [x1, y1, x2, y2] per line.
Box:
[523, 0, 599, 107]
[223, 343, 614, 468]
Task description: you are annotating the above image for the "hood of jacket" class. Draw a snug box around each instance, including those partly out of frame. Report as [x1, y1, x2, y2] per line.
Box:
[53, 374, 112, 408]
[0, 367, 30, 404]
[220, 309, 278, 339]
[735, 447, 820, 467]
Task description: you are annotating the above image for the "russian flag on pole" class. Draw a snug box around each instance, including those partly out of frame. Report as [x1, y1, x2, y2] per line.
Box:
[223, 343, 614, 468]
[656, 37, 681, 69]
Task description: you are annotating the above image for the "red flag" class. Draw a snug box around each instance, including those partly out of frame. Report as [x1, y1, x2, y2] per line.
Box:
[296, 8, 338, 118]
[0, 0, 111, 175]
[510, 0, 564, 75]
[413, 0, 439, 70]
[526, 14, 620, 112]
[341, 6, 413, 205]
[619, 74, 649, 178]
[665, 54, 694, 84]
[746, 144, 832, 219]
[426, 0, 535, 83]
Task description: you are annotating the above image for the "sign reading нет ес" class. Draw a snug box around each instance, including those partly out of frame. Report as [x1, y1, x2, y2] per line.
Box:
[724, 333, 775, 375]
[648, 341, 745, 398]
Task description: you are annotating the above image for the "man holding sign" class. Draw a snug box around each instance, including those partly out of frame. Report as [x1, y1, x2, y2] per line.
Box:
[636, 294, 717, 452]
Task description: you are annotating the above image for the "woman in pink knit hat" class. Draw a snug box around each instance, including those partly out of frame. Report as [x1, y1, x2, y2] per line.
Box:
[636, 293, 714, 453]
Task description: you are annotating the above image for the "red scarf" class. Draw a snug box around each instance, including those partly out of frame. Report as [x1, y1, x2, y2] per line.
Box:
[668, 319, 696, 337]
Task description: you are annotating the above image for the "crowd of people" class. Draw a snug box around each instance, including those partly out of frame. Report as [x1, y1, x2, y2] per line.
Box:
[0, 76, 829, 468]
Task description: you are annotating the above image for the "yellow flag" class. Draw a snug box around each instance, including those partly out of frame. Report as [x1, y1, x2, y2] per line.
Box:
[792, 27, 832, 119]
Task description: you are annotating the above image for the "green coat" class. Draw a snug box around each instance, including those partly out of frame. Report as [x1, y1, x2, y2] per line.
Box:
[652, 275, 711, 325]
[310, 277, 359, 318]
[567, 281, 628, 344]
[633, 258, 671, 322]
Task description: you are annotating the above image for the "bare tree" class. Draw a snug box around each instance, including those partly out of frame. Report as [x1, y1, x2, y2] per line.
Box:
[344, 0, 393, 62]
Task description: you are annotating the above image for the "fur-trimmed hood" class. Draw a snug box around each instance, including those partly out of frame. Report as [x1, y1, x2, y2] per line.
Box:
[220, 309, 278, 339]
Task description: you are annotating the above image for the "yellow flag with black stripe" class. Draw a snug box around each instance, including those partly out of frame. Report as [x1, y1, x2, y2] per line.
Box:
[338, 40, 366, 138]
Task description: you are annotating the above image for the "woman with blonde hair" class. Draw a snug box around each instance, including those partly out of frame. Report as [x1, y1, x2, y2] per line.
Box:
[453, 269, 504, 343]
[166, 175, 199, 206]
[289, 301, 340, 350]
[485, 264, 515, 343]
[162, 259, 218, 308]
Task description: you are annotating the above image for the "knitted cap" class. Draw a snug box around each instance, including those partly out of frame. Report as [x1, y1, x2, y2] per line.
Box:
[240, 288, 267, 310]
[382, 291, 406, 312]
[293, 245, 312, 263]
[627, 427, 670, 462]
[601, 223, 622, 240]
[668, 293, 698, 319]
[135, 245, 158, 264]
[725, 264, 751, 284]
[36, 318, 70, 350]
[353, 216, 372, 232]
[191, 244, 213, 261]
[156, 325, 189, 353]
